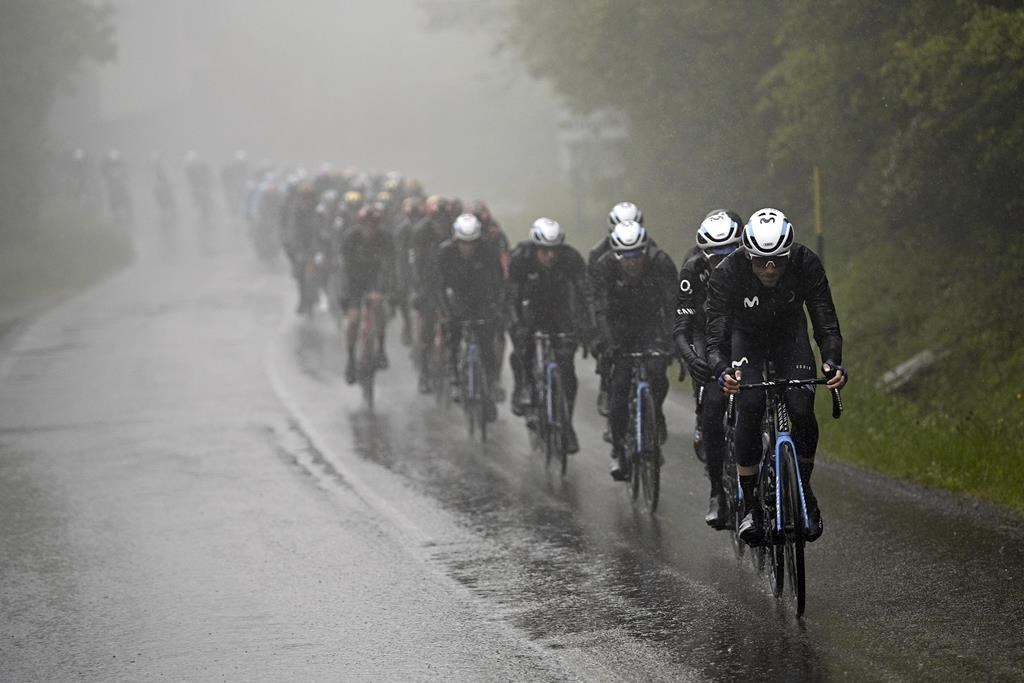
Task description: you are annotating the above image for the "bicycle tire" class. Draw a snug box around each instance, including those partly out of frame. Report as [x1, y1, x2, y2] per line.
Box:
[781, 443, 807, 615]
[639, 388, 660, 513]
[723, 426, 745, 559]
[542, 374, 555, 469]
[549, 368, 568, 477]
[358, 304, 378, 410]
[477, 358, 489, 444]
[766, 454, 785, 598]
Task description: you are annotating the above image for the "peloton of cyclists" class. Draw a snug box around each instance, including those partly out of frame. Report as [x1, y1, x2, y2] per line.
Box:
[707, 208, 848, 543]
[506, 217, 589, 454]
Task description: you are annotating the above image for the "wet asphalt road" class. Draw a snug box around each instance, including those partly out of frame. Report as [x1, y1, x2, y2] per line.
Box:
[1, 237, 1022, 681]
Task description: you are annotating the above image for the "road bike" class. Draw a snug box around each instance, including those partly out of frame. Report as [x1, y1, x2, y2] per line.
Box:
[732, 373, 842, 615]
[456, 319, 494, 442]
[355, 292, 387, 410]
[526, 331, 575, 476]
[618, 349, 672, 513]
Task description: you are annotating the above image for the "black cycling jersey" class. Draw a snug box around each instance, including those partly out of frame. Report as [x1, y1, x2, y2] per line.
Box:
[340, 227, 395, 299]
[506, 241, 587, 334]
[589, 245, 677, 350]
[411, 218, 450, 299]
[672, 246, 716, 370]
[436, 239, 504, 319]
[705, 242, 843, 379]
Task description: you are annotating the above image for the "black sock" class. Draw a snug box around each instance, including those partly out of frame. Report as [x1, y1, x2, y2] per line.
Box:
[800, 460, 815, 500]
[740, 474, 758, 514]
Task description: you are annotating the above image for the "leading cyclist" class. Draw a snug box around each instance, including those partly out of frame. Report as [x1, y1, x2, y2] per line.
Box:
[706, 208, 848, 544]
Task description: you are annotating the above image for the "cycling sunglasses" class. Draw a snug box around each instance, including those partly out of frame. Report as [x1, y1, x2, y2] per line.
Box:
[703, 245, 736, 258]
[749, 254, 789, 268]
[615, 247, 647, 261]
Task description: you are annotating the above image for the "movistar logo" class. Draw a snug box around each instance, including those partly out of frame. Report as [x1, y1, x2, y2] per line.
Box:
[744, 296, 759, 308]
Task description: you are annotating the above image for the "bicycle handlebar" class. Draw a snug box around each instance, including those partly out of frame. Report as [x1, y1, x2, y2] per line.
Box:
[727, 377, 843, 420]
[620, 350, 673, 359]
[533, 331, 575, 341]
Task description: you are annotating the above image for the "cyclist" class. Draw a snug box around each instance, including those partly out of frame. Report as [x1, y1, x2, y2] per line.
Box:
[340, 203, 396, 385]
[473, 200, 512, 401]
[436, 213, 504, 420]
[673, 209, 744, 528]
[506, 217, 588, 453]
[411, 195, 453, 393]
[184, 150, 215, 226]
[707, 208, 848, 543]
[586, 202, 658, 424]
[394, 196, 427, 346]
[590, 219, 678, 480]
[152, 157, 178, 233]
[100, 149, 133, 227]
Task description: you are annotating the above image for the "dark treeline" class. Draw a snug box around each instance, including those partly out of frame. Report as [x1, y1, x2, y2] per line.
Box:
[0, 0, 115, 239]
[507, 0, 1024, 249]
[502, 0, 1024, 508]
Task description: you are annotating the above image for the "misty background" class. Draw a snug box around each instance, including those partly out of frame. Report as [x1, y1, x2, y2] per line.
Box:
[52, 0, 563, 211]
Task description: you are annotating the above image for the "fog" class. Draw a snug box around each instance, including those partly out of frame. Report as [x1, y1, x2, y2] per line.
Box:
[62, 0, 563, 208]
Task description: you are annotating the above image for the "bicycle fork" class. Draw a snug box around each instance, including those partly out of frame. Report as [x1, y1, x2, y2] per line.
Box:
[774, 432, 809, 535]
[635, 380, 649, 455]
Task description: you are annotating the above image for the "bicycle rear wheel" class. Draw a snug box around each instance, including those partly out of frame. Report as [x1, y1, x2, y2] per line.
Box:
[463, 356, 487, 443]
[639, 388, 660, 513]
[781, 443, 807, 615]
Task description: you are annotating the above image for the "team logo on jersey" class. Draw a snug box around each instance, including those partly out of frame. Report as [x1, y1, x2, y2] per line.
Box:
[679, 279, 692, 293]
[731, 356, 748, 368]
[743, 296, 759, 308]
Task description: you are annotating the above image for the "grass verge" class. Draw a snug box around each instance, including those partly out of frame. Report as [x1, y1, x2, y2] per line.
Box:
[0, 202, 134, 314]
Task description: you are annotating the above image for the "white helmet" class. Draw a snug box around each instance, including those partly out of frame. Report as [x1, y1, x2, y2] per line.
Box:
[696, 209, 743, 254]
[609, 219, 649, 255]
[530, 217, 564, 246]
[743, 208, 794, 258]
[452, 213, 482, 242]
[608, 201, 643, 230]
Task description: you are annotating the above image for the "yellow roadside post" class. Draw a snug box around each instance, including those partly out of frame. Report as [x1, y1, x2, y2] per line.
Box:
[814, 165, 824, 264]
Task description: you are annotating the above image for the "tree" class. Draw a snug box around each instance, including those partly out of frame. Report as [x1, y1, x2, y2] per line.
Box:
[0, 0, 115, 238]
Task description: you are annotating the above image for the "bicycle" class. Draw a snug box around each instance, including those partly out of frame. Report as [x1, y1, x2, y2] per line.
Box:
[355, 292, 387, 410]
[455, 319, 493, 442]
[616, 349, 672, 513]
[526, 331, 575, 476]
[730, 374, 842, 615]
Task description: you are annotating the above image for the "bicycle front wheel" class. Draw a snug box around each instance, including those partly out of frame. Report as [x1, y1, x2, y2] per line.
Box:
[639, 388, 661, 513]
[781, 443, 807, 615]
[763, 459, 784, 595]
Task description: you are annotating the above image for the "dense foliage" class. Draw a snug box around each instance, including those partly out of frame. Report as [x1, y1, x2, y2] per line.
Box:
[0, 1, 115, 238]
[504, 0, 1024, 507]
[508, 0, 1024, 248]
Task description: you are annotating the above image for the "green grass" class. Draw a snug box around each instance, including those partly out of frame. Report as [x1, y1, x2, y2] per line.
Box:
[818, 229, 1024, 511]
[0, 201, 134, 312]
